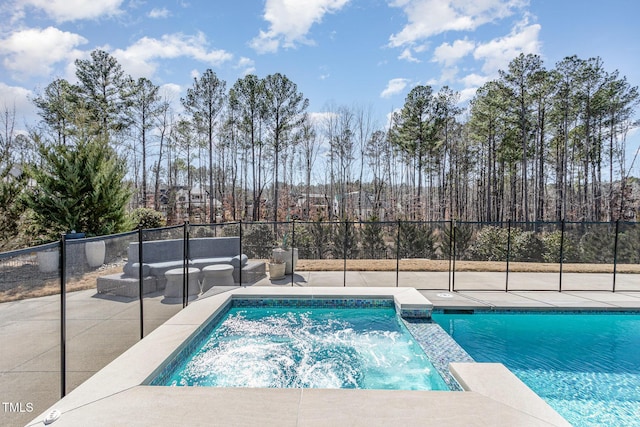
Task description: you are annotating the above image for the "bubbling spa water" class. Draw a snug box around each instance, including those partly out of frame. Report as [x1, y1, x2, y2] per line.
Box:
[162, 307, 449, 391]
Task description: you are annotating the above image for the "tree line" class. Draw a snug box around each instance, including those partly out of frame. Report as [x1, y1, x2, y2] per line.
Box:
[0, 50, 638, 248]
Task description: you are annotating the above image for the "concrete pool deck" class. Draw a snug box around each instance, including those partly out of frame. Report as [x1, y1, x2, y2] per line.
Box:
[2, 270, 637, 426]
[26, 286, 570, 427]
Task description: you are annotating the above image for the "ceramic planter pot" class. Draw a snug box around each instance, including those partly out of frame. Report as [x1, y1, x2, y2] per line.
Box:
[268, 262, 286, 280]
[85, 240, 106, 267]
[272, 248, 287, 263]
[282, 248, 298, 275]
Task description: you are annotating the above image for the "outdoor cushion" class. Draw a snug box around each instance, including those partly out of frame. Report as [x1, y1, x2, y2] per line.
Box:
[191, 257, 233, 269]
[190, 237, 240, 258]
[147, 260, 188, 277]
[123, 262, 150, 278]
[129, 240, 184, 264]
[230, 254, 248, 267]
[123, 237, 243, 280]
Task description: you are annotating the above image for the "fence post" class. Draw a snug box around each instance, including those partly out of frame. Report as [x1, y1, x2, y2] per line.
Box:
[505, 219, 511, 292]
[182, 221, 189, 308]
[447, 220, 452, 292]
[138, 226, 144, 339]
[343, 220, 347, 287]
[239, 220, 243, 287]
[559, 219, 565, 292]
[60, 234, 67, 398]
[291, 220, 295, 287]
[451, 219, 456, 292]
[395, 220, 400, 288]
[613, 219, 620, 293]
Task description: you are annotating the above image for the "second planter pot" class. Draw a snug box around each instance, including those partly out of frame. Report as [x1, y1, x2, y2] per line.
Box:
[268, 262, 286, 280]
[283, 248, 298, 275]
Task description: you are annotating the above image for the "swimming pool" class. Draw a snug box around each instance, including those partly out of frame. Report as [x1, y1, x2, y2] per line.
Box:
[34, 288, 569, 426]
[151, 299, 450, 390]
[432, 311, 640, 427]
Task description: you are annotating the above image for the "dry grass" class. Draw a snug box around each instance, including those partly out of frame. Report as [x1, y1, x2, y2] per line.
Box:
[0, 264, 122, 303]
[296, 259, 640, 273]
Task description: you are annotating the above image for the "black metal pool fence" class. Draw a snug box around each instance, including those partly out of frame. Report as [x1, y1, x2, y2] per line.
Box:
[2, 219, 640, 306]
[0, 219, 638, 415]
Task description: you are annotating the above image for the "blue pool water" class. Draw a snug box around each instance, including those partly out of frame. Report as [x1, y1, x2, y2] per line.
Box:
[159, 306, 449, 390]
[432, 311, 640, 427]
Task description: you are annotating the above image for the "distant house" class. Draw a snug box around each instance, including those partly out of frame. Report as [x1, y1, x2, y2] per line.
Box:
[153, 185, 221, 222]
[296, 193, 332, 219]
[296, 191, 386, 220]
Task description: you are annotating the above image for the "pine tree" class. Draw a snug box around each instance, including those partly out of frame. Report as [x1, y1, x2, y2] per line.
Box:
[361, 216, 387, 259]
[32, 79, 78, 146]
[74, 49, 131, 138]
[396, 221, 435, 258]
[23, 134, 131, 241]
[0, 106, 28, 248]
[229, 74, 267, 221]
[388, 85, 440, 219]
[263, 73, 309, 222]
[331, 219, 360, 259]
[308, 217, 331, 259]
[182, 69, 226, 222]
[127, 77, 162, 208]
[0, 166, 26, 248]
[441, 223, 473, 260]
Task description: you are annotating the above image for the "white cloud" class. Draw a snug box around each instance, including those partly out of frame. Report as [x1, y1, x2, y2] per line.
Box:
[0, 83, 34, 125]
[459, 87, 479, 103]
[433, 39, 475, 66]
[251, 0, 351, 53]
[461, 73, 489, 87]
[159, 83, 181, 100]
[149, 7, 170, 19]
[236, 57, 256, 76]
[159, 83, 183, 118]
[0, 27, 87, 79]
[0, 83, 32, 111]
[473, 21, 541, 75]
[389, 0, 526, 47]
[380, 78, 410, 98]
[308, 111, 337, 125]
[423, 67, 460, 86]
[112, 32, 232, 79]
[153, 83, 184, 121]
[439, 66, 459, 83]
[441, 20, 540, 104]
[398, 48, 420, 63]
[21, 0, 124, 22]
[251, 31, 280, 54]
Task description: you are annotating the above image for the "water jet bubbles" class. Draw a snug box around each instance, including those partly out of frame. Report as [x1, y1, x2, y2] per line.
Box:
[168, 306, 446, 390]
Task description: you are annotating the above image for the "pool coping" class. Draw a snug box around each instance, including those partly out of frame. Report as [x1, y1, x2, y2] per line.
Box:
[27, 287, 570, 427]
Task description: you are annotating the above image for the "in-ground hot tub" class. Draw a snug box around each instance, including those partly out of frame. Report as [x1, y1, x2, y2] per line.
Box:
[149, 297, 450, 390]
[29, 288, 570, 427]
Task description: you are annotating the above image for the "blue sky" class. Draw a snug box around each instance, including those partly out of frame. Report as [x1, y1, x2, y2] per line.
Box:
[1, 0, 639, 166]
